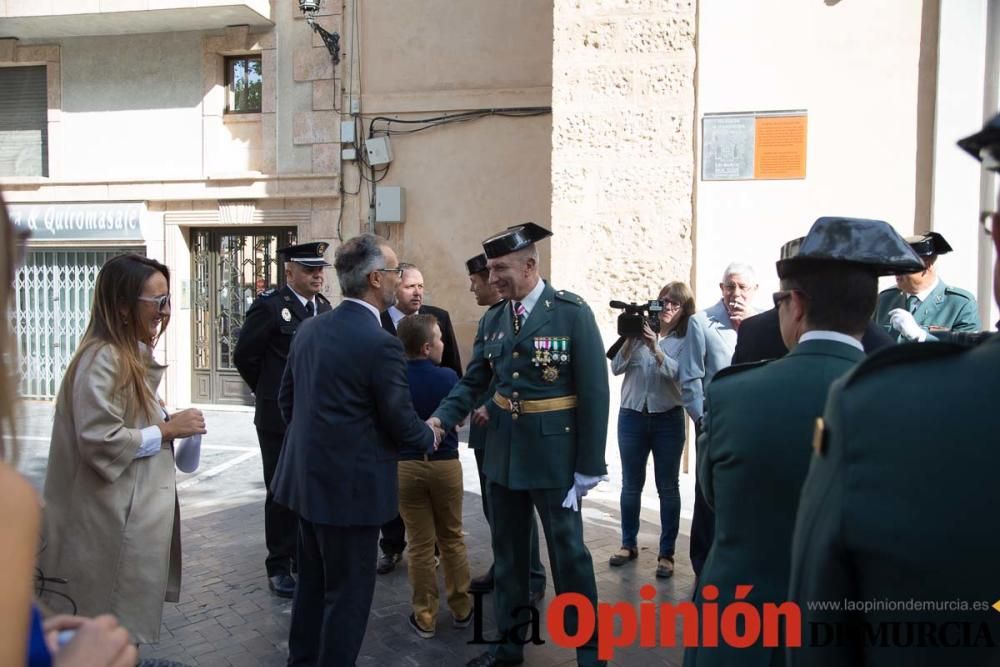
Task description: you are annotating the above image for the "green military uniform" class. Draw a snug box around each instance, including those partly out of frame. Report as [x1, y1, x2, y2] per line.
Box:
[789, 336, 1000, 666]
[434, 280, 609, 666]
[874, 280, 980, 341]
[685, 339, 865, 667]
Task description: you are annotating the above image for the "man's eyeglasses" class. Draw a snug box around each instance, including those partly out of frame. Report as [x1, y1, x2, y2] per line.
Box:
[137, 294, 171, 311]
[980, 211, 997, 236]
[772, 290, 792, 308]
[375, 267, 404, 278]
[722, 282, 752, 292]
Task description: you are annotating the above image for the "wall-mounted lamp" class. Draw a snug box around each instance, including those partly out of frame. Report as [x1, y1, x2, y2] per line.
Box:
[299, 0, 340, 66]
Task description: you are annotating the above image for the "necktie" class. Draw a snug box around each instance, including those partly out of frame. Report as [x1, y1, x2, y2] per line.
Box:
[905, 295, 919, 314]
[306, 301, 315, 317]
[512, 301, 526, 334]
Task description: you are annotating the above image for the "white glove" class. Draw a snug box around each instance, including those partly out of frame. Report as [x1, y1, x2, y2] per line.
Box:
[888, 308, 927, 342]
[561, 473, 609, 512]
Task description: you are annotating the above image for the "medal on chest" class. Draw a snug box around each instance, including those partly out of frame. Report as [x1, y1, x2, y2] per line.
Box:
[533, 336, 570, 383]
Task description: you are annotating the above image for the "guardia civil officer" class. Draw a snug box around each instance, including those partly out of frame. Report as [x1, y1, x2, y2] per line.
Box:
[429, 224, 609, 667]
[233, 241, 332, 597]
[464, 253, 547, 601]
[787, 116, 1000, 666]
[685, 217, 924, 667]
[874, 230, 981, 341]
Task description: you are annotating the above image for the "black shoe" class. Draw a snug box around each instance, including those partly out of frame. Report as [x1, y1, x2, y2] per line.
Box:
[529, 588, 545, 606]
[469, 571, 494, 593]
[267, 573, 296, 598]
[376, 551, 402, 575]
[465, 652, 523, 667]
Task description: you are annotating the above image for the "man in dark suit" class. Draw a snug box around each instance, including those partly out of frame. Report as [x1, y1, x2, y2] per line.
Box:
[686, 217, 924, 667]
[375, 262, 463, 574]
[233, 241, 332, 597]
[271, 234, 440, 667]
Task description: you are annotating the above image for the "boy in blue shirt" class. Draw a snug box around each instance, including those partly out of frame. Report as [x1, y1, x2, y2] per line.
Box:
[396, 314, 473, 638]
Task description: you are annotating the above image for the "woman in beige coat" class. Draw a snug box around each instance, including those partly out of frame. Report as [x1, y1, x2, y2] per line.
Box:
[39, 254, 206, 644]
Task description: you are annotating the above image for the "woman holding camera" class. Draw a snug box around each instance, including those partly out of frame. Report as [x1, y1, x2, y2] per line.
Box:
[609, 282, 695, 578]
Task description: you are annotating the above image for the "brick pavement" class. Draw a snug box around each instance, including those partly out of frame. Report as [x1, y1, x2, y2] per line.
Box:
[18, 403, 694, 666]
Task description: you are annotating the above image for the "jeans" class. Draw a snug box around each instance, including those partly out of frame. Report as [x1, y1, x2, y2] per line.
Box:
[617, 406, 685, 558]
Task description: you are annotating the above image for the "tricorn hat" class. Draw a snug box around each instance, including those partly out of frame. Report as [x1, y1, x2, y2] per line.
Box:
[776, 217, 925, 278]
[482, 222, 552, 259]
[278, 241, 331, 267]
[465, 253, 488, 275]
[904, 231, 952, 257]
[958, 112, 1000, 171]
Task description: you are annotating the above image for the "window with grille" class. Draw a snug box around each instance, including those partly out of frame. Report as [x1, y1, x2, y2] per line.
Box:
[225, 55, 262, 113]
[0, 66, 48, 177]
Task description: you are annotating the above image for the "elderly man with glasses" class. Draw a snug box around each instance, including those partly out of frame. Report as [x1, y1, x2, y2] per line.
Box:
[678, 262, 759, 577]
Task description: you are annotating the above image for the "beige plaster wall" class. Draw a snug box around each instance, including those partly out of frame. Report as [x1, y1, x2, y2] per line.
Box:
[695, 0, 928, 306]
[550, 0, 697, 340]
[336, 0, 554, 357]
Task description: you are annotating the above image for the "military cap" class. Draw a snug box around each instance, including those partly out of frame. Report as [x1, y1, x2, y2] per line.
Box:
[776, 217, 925, 278]
[466, 253, 488, 275]
[482, 222, 552, 259]
[904, 231, 952, 257]
[957, 112, 1000, 171]
[278, 241, 331, 267]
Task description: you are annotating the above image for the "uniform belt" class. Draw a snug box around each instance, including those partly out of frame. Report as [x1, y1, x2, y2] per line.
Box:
[493, 392, 577, 417]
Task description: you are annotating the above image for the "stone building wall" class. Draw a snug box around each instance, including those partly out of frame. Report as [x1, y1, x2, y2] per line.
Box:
[550, 0, 697, 337]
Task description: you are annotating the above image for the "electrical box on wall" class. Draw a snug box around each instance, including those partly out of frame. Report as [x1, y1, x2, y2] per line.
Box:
[375, 186, 405, 223]
[366, 136, 393, 166]
[340, 121, 356, 144]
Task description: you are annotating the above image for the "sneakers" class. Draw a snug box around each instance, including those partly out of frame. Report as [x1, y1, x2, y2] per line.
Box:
[453, 608, 474, 629]
[608, 546, 638, 567]
[408, 613, 435, 639]
[376, 551, 402, 575]
[656, 555, 675, 579]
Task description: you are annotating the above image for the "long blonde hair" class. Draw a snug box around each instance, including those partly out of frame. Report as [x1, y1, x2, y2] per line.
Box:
[0, 192, 18, 462]
[61, 254, 171, 421]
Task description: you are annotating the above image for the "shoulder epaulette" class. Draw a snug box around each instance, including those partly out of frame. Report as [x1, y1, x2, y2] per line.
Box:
[554, 290, 585, 306]
[712, 359, 770, 383]
[843, 341, 967, 387]
[877, 287, 899, 297]
[259, 288, 277, 298]
[942, 285, 976, 301]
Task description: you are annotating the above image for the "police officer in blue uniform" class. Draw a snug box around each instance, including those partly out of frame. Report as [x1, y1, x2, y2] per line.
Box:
[429, 224, 609, 667]
[233, 241, 332, 597]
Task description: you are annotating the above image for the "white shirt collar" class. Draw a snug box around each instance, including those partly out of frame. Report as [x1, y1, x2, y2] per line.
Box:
[343, 297, 382, 325]
[515, 278, 546, 316]
[388, 304, 408, 326]
[287, 285, 315, 313]
[799, 330, 864, 351]
[911, 277, 940, 304]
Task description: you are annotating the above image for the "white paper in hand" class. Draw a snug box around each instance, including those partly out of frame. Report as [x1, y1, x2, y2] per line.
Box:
[175, 434, 202, 473]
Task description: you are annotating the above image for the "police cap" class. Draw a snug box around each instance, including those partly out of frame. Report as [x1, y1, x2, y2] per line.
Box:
[904, 231, 952, 257]
[958, 112, 1000, 171]
[466, 253, 488, 275]
[776, 217, 925, 278]
[278, 241, 331, 267]
[482, 222, 552, 259]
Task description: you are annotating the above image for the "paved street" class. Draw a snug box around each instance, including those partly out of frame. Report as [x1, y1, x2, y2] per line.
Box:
[17, 401, 696, 666]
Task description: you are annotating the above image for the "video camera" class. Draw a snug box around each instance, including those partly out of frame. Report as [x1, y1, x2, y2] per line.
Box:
[609, 299, 663, 337]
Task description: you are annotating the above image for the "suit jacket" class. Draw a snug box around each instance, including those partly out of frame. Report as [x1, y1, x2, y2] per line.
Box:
[271, 300, 433, 527]
[732, 307, 894, 364]
[233, 286, 332, 432]
[687, 339, 865, 667]
[679, 300, 743, 423]
[381, 304, 463, 377]
[874, 280, 981, 342]
[433, 282, 609, 489]
[40, 344, 180, 643]
[789, 334, 1000, 666]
